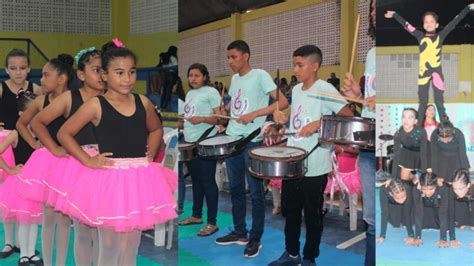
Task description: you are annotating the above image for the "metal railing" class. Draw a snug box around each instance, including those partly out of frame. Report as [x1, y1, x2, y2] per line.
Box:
[0, 38, 49, 62]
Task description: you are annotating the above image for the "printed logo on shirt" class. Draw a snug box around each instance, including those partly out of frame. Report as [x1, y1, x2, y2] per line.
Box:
[291, 105, 311, 142]
[231, 88, 249, 116]
[365, 73, 376, 98]
[184, 101, 196, 118]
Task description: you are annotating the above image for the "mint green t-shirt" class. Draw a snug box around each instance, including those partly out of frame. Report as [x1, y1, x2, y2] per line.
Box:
[362, 47, 375, 119]
[226, 69, 276, 141]
[183, 86, 221, 142]
[287, 79, 347, 176]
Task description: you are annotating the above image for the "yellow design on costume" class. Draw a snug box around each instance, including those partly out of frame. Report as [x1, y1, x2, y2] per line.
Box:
[418, 37, 441, 85]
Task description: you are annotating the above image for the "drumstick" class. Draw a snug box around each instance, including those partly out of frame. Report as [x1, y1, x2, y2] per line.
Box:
[211, 114, 239, 121]
[313, 90, 365, 104]
[349, 14, 360, 76]
[276, 69, 280, 112]
[267, 132, 297, 137]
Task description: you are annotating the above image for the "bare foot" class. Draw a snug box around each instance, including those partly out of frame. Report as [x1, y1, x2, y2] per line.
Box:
[450, 240, 462, 248]
[436, 240, 449, 248]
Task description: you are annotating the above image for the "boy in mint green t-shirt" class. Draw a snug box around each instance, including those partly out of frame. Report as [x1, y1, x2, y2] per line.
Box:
[270, 45, 353, 266]
[214, 40, 289, 258]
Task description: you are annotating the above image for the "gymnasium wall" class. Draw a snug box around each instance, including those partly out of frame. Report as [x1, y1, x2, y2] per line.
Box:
[0, 0, 178, 94]
[377, 45, 474, 103]
[178, 0, 375, 92]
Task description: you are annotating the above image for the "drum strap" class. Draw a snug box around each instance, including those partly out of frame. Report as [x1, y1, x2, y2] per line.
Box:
[235, 128, 261, 150]
[196, 126, 216, 143]
[302, 143, 321, 160]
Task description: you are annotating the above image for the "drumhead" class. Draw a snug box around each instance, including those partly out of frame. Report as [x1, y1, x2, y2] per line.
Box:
[199, 135, 243, 146]
[250, 146, 306, 158]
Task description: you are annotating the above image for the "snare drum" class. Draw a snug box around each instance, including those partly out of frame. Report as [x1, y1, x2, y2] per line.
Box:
[319, 116, 375, 149]
[178, 141, 196, 162]
[197, 134, 244, 160]
[248, 146, 307, 179]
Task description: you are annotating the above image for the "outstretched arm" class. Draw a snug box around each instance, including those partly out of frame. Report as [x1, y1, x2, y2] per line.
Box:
[387, 11, 424, 40]
[440, 5, 473, 40]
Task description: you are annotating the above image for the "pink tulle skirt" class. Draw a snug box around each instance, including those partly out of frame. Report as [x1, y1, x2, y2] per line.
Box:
[0, 130, 16, 180]
[44, 146, 99, 208]
[325, 168, 362, 194]
[54, 157, 178, 232]
[15, 147, 59, 202]
[0, 174, 42, 224]
[269, 179, 282, 189]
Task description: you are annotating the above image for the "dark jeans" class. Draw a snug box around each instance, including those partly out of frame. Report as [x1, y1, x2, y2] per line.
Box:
[360, 151, 375, 266]
[225, 141, 265, 240]
[178, 161, 185, 211]
[186, 158, 218, 224]
[281, 175, 328, 262]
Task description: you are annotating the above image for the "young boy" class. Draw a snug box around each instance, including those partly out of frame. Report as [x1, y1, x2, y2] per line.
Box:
[215, 40, 288, 258]
[270, 45, 352, 266]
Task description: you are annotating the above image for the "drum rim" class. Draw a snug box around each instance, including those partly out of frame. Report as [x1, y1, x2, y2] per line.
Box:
[248, 146, 307, 161]
[198, 134, 243, 147]
[321, 115, 375, 122]
[248, 167, 305, 179]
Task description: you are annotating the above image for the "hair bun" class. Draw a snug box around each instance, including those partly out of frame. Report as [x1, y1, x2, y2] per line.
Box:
[57, 54, 74, 67]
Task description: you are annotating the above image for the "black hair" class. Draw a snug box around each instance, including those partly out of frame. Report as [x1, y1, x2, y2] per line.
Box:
[388, 179, 406, 195]
[167, 46, 178, 59]
[77, 49, 102, 71]
[227, 40, 251, 59]
[437, 121, 455, 137]
[422, 11, 439, 23]
[453, 168, 470, 187]
[17, 90, 36, 112]
[187, 63, 211, 89]
[48, 54, 75, 86]
[5, 48, 30, 67]
[402, 107, 418, 118]
[280, 78, 288, 85]
[101, 41, 118, 54]
[420, 172, 437, 187]
[368, 0, 375, 39]
[101, 47, 137, 71]
[293, 45, 323, 66]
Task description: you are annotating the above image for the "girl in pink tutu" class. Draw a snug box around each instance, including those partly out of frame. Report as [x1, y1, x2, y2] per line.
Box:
[30, 48, 105, 266]
[15, 54, 73, 265]
[57, 44, 177, 265]
[0, 92, 44, 265]
[325, 145, 361, 195]
[0, 128, 22, 260]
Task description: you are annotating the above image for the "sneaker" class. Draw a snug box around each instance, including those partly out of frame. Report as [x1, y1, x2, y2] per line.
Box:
[268, 251, 301, 265]
[244, 239, 262, 258]
[301, 259, 316, 266]
[215, 232, 248, 245]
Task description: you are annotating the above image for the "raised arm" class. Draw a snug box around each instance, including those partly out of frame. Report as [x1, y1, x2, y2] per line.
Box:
[387, 11, 424, 40]
[439, 5, 473, 40]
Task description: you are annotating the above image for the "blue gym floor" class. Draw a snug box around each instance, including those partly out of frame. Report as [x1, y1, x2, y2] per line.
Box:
[375, 188, 474, 266]
[178, 185, 365, 266]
